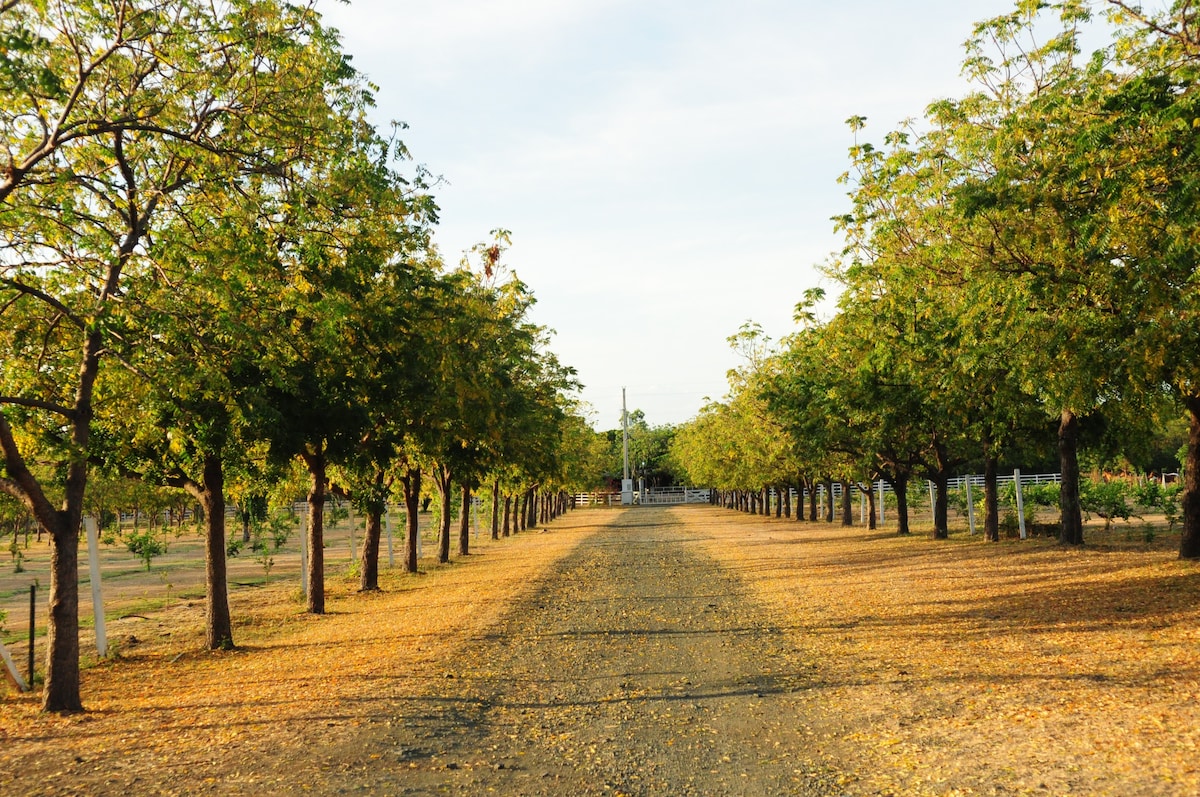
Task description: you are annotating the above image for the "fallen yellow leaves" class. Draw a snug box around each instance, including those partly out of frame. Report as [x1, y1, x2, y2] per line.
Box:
[0, 521, 593, 792]
[684, 505, 1200, 796]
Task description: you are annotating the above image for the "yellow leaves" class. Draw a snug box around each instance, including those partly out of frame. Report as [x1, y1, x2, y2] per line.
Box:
[689, 506, 1200, 795]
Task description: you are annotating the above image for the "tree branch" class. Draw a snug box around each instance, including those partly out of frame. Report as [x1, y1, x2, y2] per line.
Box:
[0, 277, 87, 330]
[0, 395, 76, 418]
[0, 411, 59, 524]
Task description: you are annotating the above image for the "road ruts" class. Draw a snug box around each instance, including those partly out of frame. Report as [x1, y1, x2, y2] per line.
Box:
[320, 506, 839, 796]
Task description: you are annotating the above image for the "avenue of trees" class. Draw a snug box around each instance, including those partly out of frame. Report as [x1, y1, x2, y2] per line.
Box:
[670, 0, 1200, 559]
[0, 1, 601, 712]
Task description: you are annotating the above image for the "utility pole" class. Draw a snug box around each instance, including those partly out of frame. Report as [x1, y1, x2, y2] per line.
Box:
[621, 388, 633, 505]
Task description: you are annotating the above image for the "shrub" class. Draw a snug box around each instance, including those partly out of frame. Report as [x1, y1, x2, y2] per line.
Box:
[1080, 479, 1133, 531]
[125, 529, 167, 571]
[1131, 480, 1166, 511]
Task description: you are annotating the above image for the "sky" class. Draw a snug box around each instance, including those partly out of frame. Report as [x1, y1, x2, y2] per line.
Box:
[316, 0, 1019, 430]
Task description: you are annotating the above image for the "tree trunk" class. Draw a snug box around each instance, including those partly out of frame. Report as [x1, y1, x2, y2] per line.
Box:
[1058, 409, 1085, 545]
[929, 440, 951, 540]
[199, 453, 233, 649]
[435, 465, 453, 563]
[503, 494, 512, 537]
[932, 474, 949, 540]
[458, 483, 471, 557]
[491, 479, 501, 541]
[401, 466, 421, 573]
[359, 468, 386, 592]
[1182, 396, 1200, 559]
[840, 480, 853, 526]
[808, 480, 818, 521]
[782, 485, 791, 519]
[302, 446, 327, 614]
[890, 473, 911, 535]
[44, 512, 82, 712]
[863, 480, 877, 530]
[360, 506, 382, 591]
[984, 452, 1000, 543]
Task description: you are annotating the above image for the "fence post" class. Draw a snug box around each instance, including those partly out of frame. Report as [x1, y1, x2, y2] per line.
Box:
[1014, 469, 1027, 540]
[0, 639, 26, 693]
[300, 506, 309, 599]
[928, 481, 936, 523]
[83, 517, 108, 658]
[966, 478, 977, 535]
[385, 505, 394, 568]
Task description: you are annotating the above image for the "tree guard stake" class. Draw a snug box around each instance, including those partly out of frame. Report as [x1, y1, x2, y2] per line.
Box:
[0, 638, 26, 693]
[385, 505, 394, 568]
[966, 478, 977, 535]
[1014, 469, 1028, 540]
[84, 517, 108, 657]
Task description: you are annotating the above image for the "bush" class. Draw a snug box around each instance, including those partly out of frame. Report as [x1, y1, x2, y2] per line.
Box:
[1080, 479, 1133, 530]
[1000, 510, 1021, 537]
[1022, 482, 1061, 508]
[1131, 480, 1166, 510]
[125, 529, 167, 571]
[231, 512, 293, 577]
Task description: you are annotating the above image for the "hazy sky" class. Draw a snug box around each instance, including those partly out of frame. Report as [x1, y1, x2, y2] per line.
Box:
[318, 0, 1012, 429]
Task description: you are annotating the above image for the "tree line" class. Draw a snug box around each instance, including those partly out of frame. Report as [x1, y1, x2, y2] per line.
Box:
[0, 0, 603, 713]
[670, 1, 1200, 559]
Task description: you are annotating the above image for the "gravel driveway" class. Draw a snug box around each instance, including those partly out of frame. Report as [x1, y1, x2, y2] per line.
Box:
[321, 507, 841, 795]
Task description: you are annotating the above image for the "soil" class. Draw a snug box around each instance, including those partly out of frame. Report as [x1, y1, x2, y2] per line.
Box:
[317, 511, 839, 795]
[2, 504, 1198, 796]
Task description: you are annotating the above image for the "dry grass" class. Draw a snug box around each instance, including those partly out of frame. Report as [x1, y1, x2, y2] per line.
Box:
[684, 505, 1200, 796]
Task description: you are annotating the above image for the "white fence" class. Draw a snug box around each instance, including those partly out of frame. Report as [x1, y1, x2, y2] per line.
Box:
[640, 487, 711, 505]
[572, 488, 712, 507]
[573, 492, 622, 507]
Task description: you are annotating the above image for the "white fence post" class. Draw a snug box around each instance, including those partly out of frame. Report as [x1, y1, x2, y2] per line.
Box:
[83, 517, 108, 658]
[966, 478, 977, 535]
[300, 506, 309, 598]
[928, 481, 936, 523]
[1014, 469, 1027, 540]
[0, 641, 27, 692]
[385, 505, 394, 568]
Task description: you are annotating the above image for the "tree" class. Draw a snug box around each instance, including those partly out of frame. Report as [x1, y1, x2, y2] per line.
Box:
[0, 0, 349, 710]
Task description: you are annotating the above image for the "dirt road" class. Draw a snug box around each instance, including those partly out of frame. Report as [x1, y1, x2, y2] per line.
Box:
[308, 508, 837, 795]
